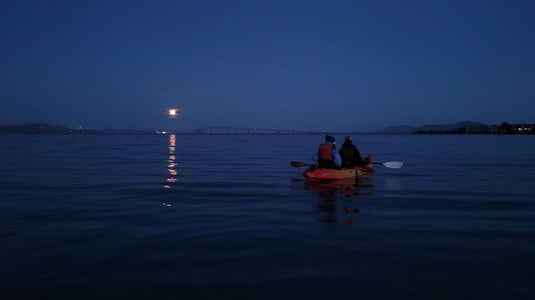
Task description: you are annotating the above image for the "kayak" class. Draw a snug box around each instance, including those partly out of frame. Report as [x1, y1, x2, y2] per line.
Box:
[303, 157, 375, 181]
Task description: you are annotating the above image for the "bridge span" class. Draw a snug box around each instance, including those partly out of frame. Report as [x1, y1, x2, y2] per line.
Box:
[191, 126, 321, 134]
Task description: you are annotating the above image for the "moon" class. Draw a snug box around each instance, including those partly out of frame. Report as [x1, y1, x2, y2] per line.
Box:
[167, 108, 179, 118]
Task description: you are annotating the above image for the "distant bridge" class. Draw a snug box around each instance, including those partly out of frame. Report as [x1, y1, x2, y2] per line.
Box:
[159, 126, 367, 135]
[190, 126, 323, 135]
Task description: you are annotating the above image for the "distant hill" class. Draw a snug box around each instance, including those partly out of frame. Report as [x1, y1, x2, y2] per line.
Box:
[0, 123, 75, 134]
[375, 125, 419, 134]
[417, 121, 488, 132]
[0, 123, 156, 135]
[376, 121, 488, 134]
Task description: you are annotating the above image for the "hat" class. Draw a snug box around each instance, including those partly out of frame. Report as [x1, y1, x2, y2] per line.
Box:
[325, 135, 335, 143]
[345, 136, 352, 142]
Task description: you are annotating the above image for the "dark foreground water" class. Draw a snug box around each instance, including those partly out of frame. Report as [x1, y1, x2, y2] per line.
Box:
[1, 134, 534, 299]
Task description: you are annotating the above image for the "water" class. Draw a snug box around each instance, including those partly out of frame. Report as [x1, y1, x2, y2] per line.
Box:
[1, 134, 534, 299]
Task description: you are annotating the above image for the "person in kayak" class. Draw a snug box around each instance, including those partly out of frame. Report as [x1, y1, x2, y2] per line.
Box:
[313, 135, 342, 169]
[339, 136, 370, 168]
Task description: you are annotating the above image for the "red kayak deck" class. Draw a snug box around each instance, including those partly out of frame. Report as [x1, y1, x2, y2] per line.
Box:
[303, 159, 375, 181]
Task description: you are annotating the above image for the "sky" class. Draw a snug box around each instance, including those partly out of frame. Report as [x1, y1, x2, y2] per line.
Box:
[1, 0, 534, 132]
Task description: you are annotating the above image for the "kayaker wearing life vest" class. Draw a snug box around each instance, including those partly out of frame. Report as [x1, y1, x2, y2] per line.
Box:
[339, 136, 371, 168]
[314, 135, 342, 169]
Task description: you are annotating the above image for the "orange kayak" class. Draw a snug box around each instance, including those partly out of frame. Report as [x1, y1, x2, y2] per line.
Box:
[303, 158, 375, 181]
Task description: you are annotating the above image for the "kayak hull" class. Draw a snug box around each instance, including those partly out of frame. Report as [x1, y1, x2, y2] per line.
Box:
[303, 158, 375, 181]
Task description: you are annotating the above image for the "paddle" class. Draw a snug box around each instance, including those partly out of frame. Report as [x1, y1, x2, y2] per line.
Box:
[290, 161, 316, 168]
[372, 161, 404, 169]
[291, 161, 404, 169]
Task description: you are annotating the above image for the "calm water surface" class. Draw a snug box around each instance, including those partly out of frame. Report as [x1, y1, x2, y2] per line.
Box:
[1, 134, 534, 299]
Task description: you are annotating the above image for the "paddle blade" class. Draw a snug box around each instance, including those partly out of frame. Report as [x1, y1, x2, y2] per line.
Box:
[290, 161, 307, 168]
[382, 161, 404, 169]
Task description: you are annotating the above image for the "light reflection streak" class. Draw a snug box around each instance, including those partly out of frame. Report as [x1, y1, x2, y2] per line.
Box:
[164, 134, 178, 188]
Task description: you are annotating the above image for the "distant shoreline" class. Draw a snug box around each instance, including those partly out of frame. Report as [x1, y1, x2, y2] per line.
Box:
[378, 121, 534, 135]
[1, 122, 533, 135]
[0, 124, 373, 135]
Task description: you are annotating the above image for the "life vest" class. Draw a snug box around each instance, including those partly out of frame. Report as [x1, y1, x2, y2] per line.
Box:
[319, 144, 333, 161]
[340, 145, 355, 162]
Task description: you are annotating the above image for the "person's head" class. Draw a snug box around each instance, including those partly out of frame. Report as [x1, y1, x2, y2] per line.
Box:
[325, 135, 335, 143]
[343, 136, 353, 146]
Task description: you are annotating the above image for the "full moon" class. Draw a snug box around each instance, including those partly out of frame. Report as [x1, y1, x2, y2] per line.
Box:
[168, 109, 179, 118]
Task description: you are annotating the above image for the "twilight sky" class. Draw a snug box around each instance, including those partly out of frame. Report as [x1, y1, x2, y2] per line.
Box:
[1, 0, 534, 132]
